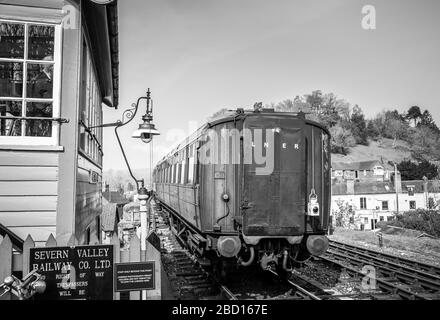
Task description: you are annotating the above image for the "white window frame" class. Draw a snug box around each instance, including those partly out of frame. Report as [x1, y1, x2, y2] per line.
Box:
[0, 18, 62, 146]
[360, 197, 367, 209]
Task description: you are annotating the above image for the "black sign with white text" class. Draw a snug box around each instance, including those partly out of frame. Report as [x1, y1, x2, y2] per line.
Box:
[29, 245, 113, 300]
[115, 261, 155, 292]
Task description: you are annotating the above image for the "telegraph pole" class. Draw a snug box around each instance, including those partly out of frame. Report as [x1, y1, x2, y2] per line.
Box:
[394, 163, 400, 214]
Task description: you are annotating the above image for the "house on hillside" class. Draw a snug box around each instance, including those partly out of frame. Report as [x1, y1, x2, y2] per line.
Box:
[331, 177, 440, 230]
[332, 160, 395, 182]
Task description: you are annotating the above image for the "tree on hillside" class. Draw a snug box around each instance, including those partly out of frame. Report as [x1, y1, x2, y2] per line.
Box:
[329, 123, 356, 155]
[406, 106, 422, 127]
[397, 159, 439, 180]
[385, 118, 409, 147]
[275, 99, 296, 112]
[293, 95, 310, 112]
[305, 90, 323, 113]
[366, 120, 380, 141]
[350, 105, 368, 145]
[317, 93, 344, 128]
[411, 125, 440, 162]
[386, 109, 406, 122]
[418, 110, 440, 133]
[207, 108, 231, 121]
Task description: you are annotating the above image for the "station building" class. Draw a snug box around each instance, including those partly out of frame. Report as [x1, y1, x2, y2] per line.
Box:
[0, 0, 119, 245]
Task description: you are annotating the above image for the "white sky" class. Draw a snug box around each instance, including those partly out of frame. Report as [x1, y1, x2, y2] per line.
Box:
[103, 0, 440, 176]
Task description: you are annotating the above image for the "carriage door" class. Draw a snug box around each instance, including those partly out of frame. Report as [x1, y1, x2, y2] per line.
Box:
[242, 116, 306, 237]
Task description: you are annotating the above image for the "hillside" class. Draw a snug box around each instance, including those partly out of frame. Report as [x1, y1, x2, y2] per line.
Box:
[331, 138, 415, 165]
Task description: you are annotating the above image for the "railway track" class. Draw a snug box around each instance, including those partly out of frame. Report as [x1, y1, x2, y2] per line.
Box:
[151, 200, 220, 299]
[151, 198, 333, 300]
[320, 240, 440, 300]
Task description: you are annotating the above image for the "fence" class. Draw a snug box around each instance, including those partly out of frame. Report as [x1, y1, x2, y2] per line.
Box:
[0, 232, 147, 300]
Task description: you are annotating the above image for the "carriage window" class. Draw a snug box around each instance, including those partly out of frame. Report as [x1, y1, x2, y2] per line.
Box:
[187, 144, 195, 184]
[176, 163, 181, 184]
[0, 21, 60, 144]
[181, 159, 186, 184]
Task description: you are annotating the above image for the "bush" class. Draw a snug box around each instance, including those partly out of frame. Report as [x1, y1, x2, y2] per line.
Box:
[389, 209, 440, 237]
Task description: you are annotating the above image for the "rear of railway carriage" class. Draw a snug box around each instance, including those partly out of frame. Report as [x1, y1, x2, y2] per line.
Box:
[153, 109, 331, 270]
[0, 0, 119, 245]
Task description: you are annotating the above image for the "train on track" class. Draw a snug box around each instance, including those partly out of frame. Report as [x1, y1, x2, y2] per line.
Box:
[153, 108, 331, 276]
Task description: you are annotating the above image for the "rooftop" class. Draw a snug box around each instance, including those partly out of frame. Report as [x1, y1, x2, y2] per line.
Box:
[332, 180, 396, 195]
[103, 190, 129, 205]
[332, 179, 440, 195]
[101, 203, 120, 232]
[332, 160, 386, 171]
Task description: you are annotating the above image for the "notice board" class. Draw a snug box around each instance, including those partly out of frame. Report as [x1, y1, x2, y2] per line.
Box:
[114, 261, 155, 292]
[29, 245, 113, 300]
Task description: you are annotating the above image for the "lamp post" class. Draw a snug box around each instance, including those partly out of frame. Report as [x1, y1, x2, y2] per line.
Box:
[91, 89, 159, 300]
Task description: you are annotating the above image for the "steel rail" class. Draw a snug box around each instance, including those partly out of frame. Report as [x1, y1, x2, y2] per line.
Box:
[326, 249, 440, 292]
[266, 269, 322, 300]
[329, 240, 440, 277]
[218, 284, 238, 300]
[319, 255, 434, 300]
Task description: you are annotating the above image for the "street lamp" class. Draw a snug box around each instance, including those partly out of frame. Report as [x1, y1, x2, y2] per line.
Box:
[92, 88, 160, 191]
[92, 88, 159, 300]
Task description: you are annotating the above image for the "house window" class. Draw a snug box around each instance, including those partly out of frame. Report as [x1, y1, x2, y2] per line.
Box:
[387, 216, 393, 222]
[0, 20, 61, 145]
[380, 216, 384, 221]
[364, 217, 368, 224]
[407, 186, 415, 196]
[355, 171, 359, 179]
[409, 201, 416, 210]
[360, 197, 367, 209]
[382, 201, 389, 210]
[79, 38, 103, 166]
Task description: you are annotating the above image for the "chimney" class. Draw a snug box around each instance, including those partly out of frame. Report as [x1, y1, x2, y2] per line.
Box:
[347, 179, 355, 195]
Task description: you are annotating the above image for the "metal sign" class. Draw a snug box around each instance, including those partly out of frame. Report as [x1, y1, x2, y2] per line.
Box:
[114, 262, 155, 292]
[29, 245, 113, 300]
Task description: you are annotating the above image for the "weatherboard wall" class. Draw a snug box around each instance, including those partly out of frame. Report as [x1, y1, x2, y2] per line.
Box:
[0, 150, 59, 245]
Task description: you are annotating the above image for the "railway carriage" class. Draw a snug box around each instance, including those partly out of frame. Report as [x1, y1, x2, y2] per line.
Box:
[153, 108, 331, 274]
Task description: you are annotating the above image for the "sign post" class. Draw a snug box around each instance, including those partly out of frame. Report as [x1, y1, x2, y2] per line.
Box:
[146, 231, 161, 300]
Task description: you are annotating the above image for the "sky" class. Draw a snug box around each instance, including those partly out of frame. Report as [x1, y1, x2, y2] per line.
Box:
[103, 0, 440, 178]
